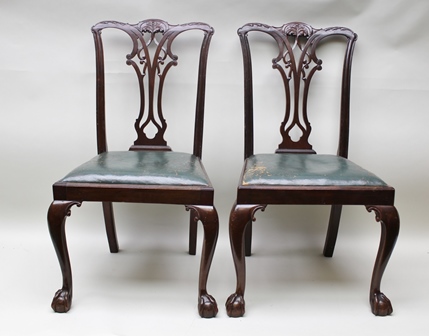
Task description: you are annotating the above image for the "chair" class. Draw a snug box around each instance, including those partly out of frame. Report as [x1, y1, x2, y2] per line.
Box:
[47, 19, 219, 318]
[225, 22, 399, 317]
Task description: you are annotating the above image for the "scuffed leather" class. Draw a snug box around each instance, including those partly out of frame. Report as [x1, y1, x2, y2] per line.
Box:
[61, 151, 210, 186]
[242, 154, 388, 186]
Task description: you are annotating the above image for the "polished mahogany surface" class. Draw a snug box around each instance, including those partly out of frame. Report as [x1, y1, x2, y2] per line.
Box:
[226, 22, 399, 317]
[47, 19, 218, 318]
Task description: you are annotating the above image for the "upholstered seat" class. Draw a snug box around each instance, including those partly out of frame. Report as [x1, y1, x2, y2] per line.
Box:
[47, 19, 218, 318]
[242, 154, 387, 187]
[226, 22, 399, 318]
[61, 151, 211, 186]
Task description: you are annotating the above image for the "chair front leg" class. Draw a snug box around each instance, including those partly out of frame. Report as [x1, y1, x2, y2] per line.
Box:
[47, 200, 81, 313]
[226, 203, 266, 317]
[366, 205, 400, 316]
[186, 205, 219, 318]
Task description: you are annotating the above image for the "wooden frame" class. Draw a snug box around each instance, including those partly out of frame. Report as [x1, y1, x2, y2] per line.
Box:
[226, 22, 400, 317]
[47, 19, 218, 318]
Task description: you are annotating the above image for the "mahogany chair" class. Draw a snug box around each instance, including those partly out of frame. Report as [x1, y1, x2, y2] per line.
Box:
[47, 19, 218, 318]
[226, 22, 400, 317]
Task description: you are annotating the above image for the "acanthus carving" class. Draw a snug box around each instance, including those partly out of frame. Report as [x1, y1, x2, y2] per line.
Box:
[248, 204, 267, 222]
[281, 22, 314, 37]
[136, 19, 170, 34]
[229, 204, 267, 228]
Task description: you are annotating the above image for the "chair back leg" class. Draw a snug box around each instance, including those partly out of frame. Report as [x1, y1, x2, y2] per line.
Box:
[188, 209, 198, 255]
[102, 202, 119, 253]
[323, 204, 343, 257]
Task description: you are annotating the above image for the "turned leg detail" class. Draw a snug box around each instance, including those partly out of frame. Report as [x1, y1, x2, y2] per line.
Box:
[47, 200, 81, 313]
[366, 205, 400, 316]
[185, 205, 219, 318]
[226, 203, 266, 318]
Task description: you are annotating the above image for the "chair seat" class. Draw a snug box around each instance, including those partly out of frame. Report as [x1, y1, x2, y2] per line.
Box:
[242, 154, 387, 187]
[60, 151, 211, 186]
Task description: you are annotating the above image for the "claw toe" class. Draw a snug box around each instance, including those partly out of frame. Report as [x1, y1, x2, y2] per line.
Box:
[226, 293, 245, 317]
[198, 294, 218, 318]
[51, 289, 71, 313]
[371, 291, 393, 316]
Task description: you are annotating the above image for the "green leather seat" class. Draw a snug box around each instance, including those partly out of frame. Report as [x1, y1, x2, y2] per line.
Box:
[48, 19, 219, 318]
[242, 154, 387, 187]
[226, 21, 399, 319]
[60, 151, 211, 186]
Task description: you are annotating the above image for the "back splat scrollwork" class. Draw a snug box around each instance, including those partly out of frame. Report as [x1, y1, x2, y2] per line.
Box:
[238, 22, 357, 156]
[92, 19, 214, 153]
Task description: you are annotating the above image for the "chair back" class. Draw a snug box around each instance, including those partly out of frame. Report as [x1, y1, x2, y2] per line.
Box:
[92, 19, 214, 158]
[237, 22, 357, 159]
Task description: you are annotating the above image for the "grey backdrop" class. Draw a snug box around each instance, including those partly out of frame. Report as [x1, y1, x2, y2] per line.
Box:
[0, 1, 428, 335]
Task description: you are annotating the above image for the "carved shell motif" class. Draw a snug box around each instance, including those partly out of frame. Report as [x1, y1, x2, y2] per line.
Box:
[281, 22, 314, 37]
[135, 19, 170, 34]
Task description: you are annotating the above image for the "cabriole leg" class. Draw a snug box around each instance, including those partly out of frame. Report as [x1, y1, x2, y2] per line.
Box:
[186, 205, 219, 318]
[366, 205, 400, 316]
[226, 203, 266, 317]
[48, 200, 81, 313]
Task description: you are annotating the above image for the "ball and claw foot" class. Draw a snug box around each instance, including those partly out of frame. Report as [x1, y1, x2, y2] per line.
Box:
[198, 294, 218, 318]
[226, 293, 245, 317]
[371, 291, 393, 316]
[51, 289, 72, 313]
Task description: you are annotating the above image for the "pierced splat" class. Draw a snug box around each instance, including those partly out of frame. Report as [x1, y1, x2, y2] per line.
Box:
[92, 20, 214, 153]
[49, 19, 218, 317]
[228, 22, 399, 317]
[238, 22, 357, 156]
